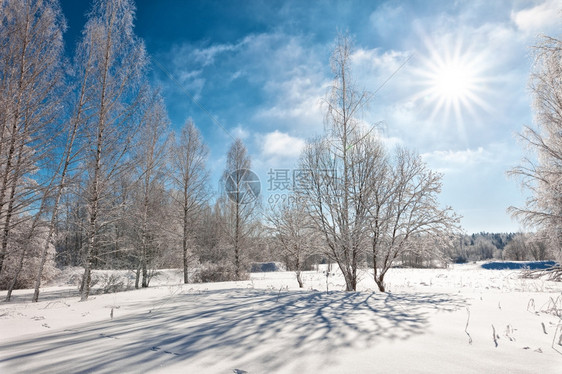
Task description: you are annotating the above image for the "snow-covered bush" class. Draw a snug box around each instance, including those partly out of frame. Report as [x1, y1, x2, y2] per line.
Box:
[196, 261, 249, 283]
[0, 227, 58, 290]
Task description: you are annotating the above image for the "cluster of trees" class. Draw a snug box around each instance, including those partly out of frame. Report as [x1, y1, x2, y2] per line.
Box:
[0, 0, 460, 298]
[0, 0, 221, 301]
[0, 0, 288, 301]
[1, 0, 69, 300]
[3, 0, 558, 301]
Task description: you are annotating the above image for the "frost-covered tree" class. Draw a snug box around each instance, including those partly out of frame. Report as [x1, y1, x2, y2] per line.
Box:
[502, 232, 552, 261]
[218, 139, 259, 280]
[170, 119, 208, 284]
[369, 147, 460, 291]
[128, 93, 169, 288]
[509, 35, 562, 264]
[192, 201, 224, 264]
[298, 34, 459, 292]
[0, 0, 66, 278]
[0, 222, 57, 298]
[526, 232, 551, 261]
[170, 119, 208, 283]
[75, 0, 148, 301]
[298, 34, 379, 291]
[502, 233, 528, 261]
[266, 198, 318, 288]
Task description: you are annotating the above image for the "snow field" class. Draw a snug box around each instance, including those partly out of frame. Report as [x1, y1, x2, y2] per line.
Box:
[0, 264, 560, 373]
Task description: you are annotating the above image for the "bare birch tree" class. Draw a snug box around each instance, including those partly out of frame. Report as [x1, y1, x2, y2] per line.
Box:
[129, 93, 169, 288]
[170, 119, 208, 284]
[75, 0, 147, 300]
[219, 139, 259, 280]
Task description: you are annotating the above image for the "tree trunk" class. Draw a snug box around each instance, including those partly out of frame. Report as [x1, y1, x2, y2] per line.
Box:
[142, 256, 149, 288]
[5, 247, 26, 302]
[338, 261, 357, 291]
[141, 187, 149, 288]
[234, 200, 240, 279]
[344, 273, 356, 291]
[296, 270, 303, 288]
[183, 245, 189, 283]
[81, 261, 92, 301]
[375, 272, 386, 292]
[0, 127, 26, 277]
[295, 257, 303, 288]
[183, 202, 189, 284]
[135, 266, 140, 289]
[81, 182, 99, 301]
[33, 234, 52, 302]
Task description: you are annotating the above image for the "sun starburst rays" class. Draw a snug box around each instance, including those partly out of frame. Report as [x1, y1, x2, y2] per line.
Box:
[411, 37, 492, 138]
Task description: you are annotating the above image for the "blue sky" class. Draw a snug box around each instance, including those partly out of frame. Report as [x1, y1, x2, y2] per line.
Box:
[60, 0, 561, 234]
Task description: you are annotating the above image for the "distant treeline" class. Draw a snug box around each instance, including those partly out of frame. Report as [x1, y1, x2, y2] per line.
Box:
[447, 232, 554, 263]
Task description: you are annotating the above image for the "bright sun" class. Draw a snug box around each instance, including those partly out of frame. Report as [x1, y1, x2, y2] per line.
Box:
[433, 64, 472, 100]
[413, 39, 490, 131]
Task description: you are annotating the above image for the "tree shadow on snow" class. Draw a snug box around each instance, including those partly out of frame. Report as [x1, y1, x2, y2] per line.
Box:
[0, 287, 80, 303]
[0, 289, 466, 373]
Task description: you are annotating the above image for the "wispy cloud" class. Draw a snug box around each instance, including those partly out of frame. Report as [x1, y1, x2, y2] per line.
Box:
[369, 3, 406, 40]
[350, 47, 412, 100]
[160, 41, 241, 99]
[191, 43, 238, 67]
[245, 33, 328, 136]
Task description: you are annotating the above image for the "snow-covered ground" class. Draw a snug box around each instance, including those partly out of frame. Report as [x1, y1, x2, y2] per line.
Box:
[1, 263, 561, 373]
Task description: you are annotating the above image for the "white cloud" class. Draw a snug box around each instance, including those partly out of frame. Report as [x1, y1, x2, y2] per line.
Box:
[511, 0, 561, 33]
[351, 48, 406, 70]
[260, 131, 306, 158]
[231, 125, 250, 140]
[350, 48, 412, 98]
[255, 74, 326, 132]
[170, 41, 240, 69]
[379, 135, 404, 150]
[421, 143, 517, 174]
[421, 147, 494, 174]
